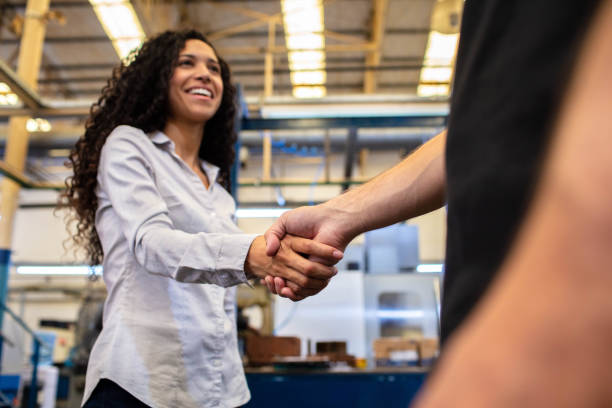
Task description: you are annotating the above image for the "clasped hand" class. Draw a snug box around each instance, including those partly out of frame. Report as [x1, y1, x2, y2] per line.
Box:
[245, 235, 343, 301]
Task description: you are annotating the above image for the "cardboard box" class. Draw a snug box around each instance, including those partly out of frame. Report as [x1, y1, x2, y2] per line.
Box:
[418, 338, 439, 366]
[245, 335, 301, 365]
[373, 337, 439, 367]
[373, 337, 419, 367]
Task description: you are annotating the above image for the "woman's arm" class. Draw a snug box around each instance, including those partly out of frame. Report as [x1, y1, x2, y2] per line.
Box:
[98, 129, 340, 288]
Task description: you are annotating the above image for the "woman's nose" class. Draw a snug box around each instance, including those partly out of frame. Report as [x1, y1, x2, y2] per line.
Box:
[195, 65, 211, 82]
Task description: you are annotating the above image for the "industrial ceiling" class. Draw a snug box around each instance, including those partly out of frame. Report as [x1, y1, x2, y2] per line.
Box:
[0, 0, 446, 98]
[0, 0, 459, 186]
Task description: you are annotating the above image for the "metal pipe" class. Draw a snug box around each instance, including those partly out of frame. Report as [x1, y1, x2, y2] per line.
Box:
[29, 340, 40, 408]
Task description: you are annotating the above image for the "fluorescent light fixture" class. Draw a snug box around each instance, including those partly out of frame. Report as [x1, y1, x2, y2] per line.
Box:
[235, 208, 291, 218]
[416, 263, 444, 273]
[424, 32, 459, 61]
[293, 85, 327, 99]
[88, 0, 145, 60]
[17, 265, 103, 276]
[288, 51, 325, 70]
[281, 0, 327, 98]
[291, 70, 326, 85]
[26, 118, 52, 132]
[418, 31, 459, 97]
[282, 1, 323, 33]
[417, 84, 450, 97]
[376, 310, 425, 319]
[420, 67, 454, 83]
[286, 33, 325, 50]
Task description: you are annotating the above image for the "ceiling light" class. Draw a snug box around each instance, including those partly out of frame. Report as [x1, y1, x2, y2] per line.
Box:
[376, 310, 426, 319]
[88, 0, 145, 60]
[6, 93, 18, 105]
[417, 84, 450, 97]
[417, 31, 459, 97]
[419, 67, 454, 83]
[281, 0, 327, 99]
[291, 70, 326, 85]
[423, 31, 459, 61]
[26, 118, 52, 132]
[0, 82, 20, 106]
[293, 86, 327, 99]
[286, 33, 325, 50]
[288, 51, 325, 70]
[416, 263, 444, 273]
[16, 265, 103, 276]
[417, 77, 452, 96]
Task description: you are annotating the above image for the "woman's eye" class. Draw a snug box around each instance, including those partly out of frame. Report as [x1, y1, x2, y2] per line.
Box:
[209, 65, 221, 73]
[179, 60, 193, 66]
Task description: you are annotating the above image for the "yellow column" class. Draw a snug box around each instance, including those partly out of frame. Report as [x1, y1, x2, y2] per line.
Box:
[264, 18, 276, 98]
[0, 0, 50, 334]
[364, 0, 387, 93]
[0, 0, 50, 249]
[262, 131, 272, 181]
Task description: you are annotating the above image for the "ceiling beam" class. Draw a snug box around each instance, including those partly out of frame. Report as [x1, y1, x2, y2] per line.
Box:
[0, 28, 429, 45]
[364, 0, 388, 93]
[204, 0, 273, 22]
[217, 42, 376, 56]
[16, 79, 450, 97]
[0, 106, 90, 118]
[0, 59, 45, 109]
[263, 18, 277, 97]
[0, 35, 109, 44]
[35, 63, 443, 84]
[207, 18, 270, 42]
[34, 56, 421, 71]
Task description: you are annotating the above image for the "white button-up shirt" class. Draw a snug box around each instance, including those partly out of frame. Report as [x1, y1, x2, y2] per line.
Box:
[83, 125, 256, 408]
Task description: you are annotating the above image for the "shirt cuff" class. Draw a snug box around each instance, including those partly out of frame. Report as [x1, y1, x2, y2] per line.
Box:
[216, 233, 258, 286]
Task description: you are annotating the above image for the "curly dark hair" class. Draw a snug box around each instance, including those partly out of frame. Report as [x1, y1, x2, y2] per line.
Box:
[61, 29, 238, 265]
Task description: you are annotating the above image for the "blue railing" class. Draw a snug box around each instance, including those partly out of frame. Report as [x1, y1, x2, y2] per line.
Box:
[0, 302, 50, 408]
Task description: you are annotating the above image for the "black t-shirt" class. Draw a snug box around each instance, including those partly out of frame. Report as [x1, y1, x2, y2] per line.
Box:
[442, 0, 600, 343]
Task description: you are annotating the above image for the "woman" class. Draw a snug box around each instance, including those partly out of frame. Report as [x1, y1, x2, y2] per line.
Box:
[63, 29, 341, 407]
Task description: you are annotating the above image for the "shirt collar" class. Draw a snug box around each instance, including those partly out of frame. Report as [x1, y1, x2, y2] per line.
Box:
[150, 130, 174, 149]
[201, 160, 220, 186]
[150, 130, 221, 186]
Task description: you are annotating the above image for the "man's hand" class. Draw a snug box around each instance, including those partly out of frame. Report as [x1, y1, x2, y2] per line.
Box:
[262, 130, 448, 300]
[245, 235, 342, 301]
[263, 203, 358, 299]
[264, 203, 356, 258]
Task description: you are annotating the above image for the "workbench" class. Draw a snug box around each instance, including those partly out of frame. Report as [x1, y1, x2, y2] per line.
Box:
[244, 367, 428, 408]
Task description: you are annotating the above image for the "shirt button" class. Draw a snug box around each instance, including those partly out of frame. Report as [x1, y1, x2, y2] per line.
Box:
[210, 211, 216, 217]
[214, 360, 221, 367]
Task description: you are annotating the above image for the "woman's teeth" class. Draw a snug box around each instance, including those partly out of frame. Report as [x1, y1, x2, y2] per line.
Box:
[189, 88, 212, 97]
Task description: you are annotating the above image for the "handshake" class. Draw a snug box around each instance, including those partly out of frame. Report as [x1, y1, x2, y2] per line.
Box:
[244, 202, 356, 301]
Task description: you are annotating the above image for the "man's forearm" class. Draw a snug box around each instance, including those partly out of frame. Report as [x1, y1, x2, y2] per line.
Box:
[326, 130, 446, 236]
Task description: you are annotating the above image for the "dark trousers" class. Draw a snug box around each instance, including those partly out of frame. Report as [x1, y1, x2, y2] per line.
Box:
[83, 379, 151, 408]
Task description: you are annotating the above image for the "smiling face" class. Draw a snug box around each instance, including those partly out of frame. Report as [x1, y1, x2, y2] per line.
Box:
[167, 39, 224, 126]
